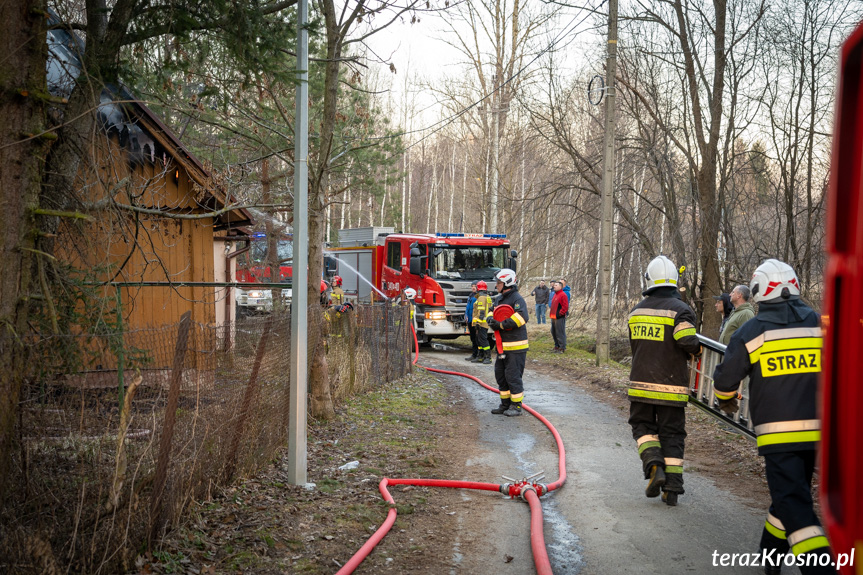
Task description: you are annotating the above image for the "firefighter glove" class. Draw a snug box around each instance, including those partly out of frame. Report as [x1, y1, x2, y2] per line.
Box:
[487, 318, 501, 330]
[718, 397, 739, 415]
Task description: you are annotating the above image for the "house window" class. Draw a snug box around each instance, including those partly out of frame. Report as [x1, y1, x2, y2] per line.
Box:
[387, 242, 401, 269]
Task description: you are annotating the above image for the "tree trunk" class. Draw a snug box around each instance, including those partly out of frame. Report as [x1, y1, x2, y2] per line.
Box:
[0, 0, 48, 493]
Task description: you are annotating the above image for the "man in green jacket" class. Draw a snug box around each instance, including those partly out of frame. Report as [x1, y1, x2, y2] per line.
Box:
[719, 285, 756, 345]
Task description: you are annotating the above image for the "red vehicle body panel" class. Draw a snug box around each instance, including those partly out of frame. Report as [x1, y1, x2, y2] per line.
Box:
[821, 20, 863, 571]
[377, 233, 510, 307]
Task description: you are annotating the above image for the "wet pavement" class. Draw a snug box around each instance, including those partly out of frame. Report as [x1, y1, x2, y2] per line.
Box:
[421, 349, 772, 575]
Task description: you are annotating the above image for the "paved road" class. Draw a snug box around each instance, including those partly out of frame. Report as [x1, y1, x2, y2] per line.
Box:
[420, 349, 776, 575]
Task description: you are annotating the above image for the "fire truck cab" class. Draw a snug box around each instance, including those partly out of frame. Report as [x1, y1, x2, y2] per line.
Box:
[383, 232, 516, 342]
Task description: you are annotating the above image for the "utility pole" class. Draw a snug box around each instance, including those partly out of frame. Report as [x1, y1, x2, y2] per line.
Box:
[490, 74, 499, 234]
[596, 0, 617, 366]
[288, 0, 309, 485]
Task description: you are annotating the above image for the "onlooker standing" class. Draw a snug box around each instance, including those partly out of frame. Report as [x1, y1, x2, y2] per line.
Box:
[718, 285, 756, 345]
[550, 281, 569, 353]
[561, 279, 571, 303]
[465, 281, 479, 361]
[627, 255, 701, 506]
[713, 260, 830, 573]
[531, 280, 550, 324]
[712, 293, 732, 337]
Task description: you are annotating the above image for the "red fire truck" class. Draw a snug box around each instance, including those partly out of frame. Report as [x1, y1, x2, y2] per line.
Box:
[330, 227, 517, 343]
[234, 232, 293, 314]
[820, 18, 863, 573]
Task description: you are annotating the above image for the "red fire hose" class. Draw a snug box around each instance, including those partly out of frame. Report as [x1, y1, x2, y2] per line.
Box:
[335, 322, 566, 575]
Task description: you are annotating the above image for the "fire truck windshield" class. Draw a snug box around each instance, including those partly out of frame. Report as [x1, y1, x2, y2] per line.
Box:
[250, 239, 293, 264]
[431, 246, 508, 280]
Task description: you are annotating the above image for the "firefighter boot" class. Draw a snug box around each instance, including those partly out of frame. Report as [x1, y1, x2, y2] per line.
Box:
[470, 354, 484, 363]
[482, 350, 492, 364]
[491, 399, 511, 415]
[503, 404, 523, 417]
[661, 491, 678, 506]
[465, 353, 478, 361]
[645, 465, 666, 498]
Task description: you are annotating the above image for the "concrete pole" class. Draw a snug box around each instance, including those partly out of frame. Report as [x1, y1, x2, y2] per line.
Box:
[596, 0, 617, 366]
[288, 0, 309, 485]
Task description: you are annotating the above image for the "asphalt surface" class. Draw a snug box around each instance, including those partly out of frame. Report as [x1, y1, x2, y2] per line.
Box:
[420, 348, 776, 575]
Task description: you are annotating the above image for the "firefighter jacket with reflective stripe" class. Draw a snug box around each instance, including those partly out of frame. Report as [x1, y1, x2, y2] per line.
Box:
[331, 287, 345, 305]
[627, 287, 701, 406]
[494, 287, 529, 353]
[473, 293, 493, 327]
[713, 298, 822, 455]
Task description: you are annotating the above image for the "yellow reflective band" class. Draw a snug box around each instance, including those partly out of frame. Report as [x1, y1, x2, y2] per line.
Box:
[638, 441, 661, 454]
[755, 419, 820, 435]
[749, 336, 822, 365]
[674, 328, 696, 340]
[628, 389, 689, 403]
[629, 315, 675, 325]
[499, 391, 511, 399]
[653, 278, 677, 285]
[511, 397, 523, 404]
[630, 323, 665, 341]
[665, 466, 683, 474]
[502, 340, 529, 350]
[664, 457, 684, 466]
[714, 389, 737, 400]
[765, 520, 787, 540]
[511, 393, 524, 400]
[757, 430, 821, 448]
[631, 381, 688, 394]
[511, 313, 526, 327]
[637, 434, 660, 446]
[791, 536, 830, 556]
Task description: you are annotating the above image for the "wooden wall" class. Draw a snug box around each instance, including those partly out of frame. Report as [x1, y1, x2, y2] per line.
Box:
[57, 135, 218, 332]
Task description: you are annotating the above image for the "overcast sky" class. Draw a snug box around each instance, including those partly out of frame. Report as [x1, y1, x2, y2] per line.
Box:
[357, 2, 606, 135]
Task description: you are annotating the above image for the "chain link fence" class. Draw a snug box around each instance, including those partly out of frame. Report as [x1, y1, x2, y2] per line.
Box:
[1, 302, 410, 574]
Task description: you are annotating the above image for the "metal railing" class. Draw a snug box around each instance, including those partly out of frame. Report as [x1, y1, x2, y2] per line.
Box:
[688, 334, 756, 440]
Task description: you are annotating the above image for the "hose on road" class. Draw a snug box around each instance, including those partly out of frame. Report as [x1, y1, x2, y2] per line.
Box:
[335, 325, 566, 574]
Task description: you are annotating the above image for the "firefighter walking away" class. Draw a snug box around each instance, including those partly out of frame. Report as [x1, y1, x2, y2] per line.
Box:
[713, 260, 831, 574]
[627, 256, 701, 506]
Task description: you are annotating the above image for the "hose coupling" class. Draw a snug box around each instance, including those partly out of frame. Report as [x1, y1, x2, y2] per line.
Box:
[533, 483, 548, 497]
[500, 483, 513, 496]
[519, 484, 537, 502]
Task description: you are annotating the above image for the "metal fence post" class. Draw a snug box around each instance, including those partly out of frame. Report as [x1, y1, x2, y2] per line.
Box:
[150, 311, 192, 544]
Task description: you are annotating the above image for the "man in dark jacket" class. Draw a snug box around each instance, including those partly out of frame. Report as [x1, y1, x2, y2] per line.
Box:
[627, 255, 701, 506]
[713, 260, 830, 574]
[486, 269, 529, 417]
[531, 280, 550, 324]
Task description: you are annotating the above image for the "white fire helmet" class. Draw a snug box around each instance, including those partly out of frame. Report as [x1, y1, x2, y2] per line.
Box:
[644, 255, 679, 289]
[750, 259, 800, 303]
[495, 268, 517, 288]
[403, 287, 417, 300]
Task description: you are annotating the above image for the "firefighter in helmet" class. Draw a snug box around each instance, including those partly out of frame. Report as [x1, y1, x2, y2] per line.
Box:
[486, 269, 529, 416]
[713, 260, 830, 574]
[471, 280, 493, 364]
[331, 275, 345, 305]
[627, 255, 701, 506]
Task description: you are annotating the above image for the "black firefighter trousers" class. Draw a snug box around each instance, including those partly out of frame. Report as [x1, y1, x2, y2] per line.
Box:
[494, 351, 526, 407]
[628, 401, 686, 494]
[760, 450, 833, 574]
